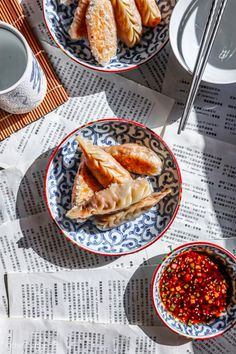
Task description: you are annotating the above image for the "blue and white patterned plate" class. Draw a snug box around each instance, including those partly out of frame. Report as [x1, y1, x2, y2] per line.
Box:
[45, 118, 181, 256]
[152, 242, 236, 339]
[43, 0, 176, 72]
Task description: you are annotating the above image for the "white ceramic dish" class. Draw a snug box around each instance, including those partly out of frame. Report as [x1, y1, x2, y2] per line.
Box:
[169, 0, 236, 84]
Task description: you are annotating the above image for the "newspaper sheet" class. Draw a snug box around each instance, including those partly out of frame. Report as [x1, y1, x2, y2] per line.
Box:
[0, 211, 172, 317]
[162, 52, 236, 144]
[0, 317, 234, 354]
[4, 275, 236, 354]
[0, 1, 235, 353]
[7, 260, 236, 326]
[163, 128, 236, 240]
[0, 318, 199, 354]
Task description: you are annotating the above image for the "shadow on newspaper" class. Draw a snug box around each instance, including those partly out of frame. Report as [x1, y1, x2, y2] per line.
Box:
[16, 150, 119, 269]
[123, 254, 191, 346]
[162, 51, 236, 244]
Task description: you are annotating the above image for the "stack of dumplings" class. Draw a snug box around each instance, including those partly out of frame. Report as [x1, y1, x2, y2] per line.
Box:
[66, 136, 171, 230]
[68, 0, 162, 65]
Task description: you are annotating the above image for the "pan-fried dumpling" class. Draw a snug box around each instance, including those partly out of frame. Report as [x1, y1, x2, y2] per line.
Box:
[104, 143, 162, 176]
[72, 156, 102, 206]
[94, 188, 171, 230]
[76, 136, 132, 188]
[69, 0, 90, 40]
[66, 178, 152, 219]
[110, 0, 142, 48]
[86, 0, 117, 66]
[135, 0, 161, 27]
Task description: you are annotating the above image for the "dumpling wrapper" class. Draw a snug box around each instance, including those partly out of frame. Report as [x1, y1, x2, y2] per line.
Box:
[135, 0, 161, 27]
[69, 0, 90, 40]
[86, 0, 117, 66]
[94, 188, 171, 230]
[110, 0, 142, 48]
[66, 178, 152, 220]
[72, 156, 102, 206]
[104, 143, 162, 176]
[76, 136, 132, 188]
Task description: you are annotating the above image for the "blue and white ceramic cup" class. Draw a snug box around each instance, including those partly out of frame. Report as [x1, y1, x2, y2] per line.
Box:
[0, 21, 47, 114]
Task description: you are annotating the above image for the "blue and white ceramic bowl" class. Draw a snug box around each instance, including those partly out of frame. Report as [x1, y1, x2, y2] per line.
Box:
[152, 242, 236, 339]
[45, 118, 182, 256]
[43, 0, 176, 72]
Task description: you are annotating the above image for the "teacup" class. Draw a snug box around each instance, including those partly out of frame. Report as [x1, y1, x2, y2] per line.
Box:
[0, 21, 47, 114]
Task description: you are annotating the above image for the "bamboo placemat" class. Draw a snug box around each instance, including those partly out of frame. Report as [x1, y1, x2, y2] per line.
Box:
[0, 0, 69, 141]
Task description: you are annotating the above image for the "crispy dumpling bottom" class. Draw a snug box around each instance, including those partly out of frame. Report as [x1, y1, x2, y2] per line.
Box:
[104, 143, 163, 176]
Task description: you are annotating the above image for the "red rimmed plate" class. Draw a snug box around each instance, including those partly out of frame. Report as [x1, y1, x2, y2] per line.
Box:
[44, 118, 182, 256]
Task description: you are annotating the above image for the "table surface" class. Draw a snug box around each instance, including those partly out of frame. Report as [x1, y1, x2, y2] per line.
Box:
[0, 1, 236, 353]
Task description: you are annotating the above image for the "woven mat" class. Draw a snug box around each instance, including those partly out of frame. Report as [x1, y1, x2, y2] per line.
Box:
[0, 0, 69, 141]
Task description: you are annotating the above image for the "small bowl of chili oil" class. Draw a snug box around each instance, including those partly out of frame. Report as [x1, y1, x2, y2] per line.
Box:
[152, 242, 236, 339]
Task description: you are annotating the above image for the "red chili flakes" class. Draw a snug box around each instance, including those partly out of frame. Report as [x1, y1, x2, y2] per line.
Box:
[159, 250, 228, 325]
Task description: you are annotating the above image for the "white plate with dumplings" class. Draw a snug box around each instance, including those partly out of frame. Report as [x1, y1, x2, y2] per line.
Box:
[45, 118, 182, 256]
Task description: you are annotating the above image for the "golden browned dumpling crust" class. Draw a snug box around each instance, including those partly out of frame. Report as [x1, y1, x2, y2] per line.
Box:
[135, 0, 161, 27]
[104, 143, 163, 175]
[69, 0, 90, 39]
[71, 156, 102, 206]
[86, 0, 117, 65]
[111, 0, 142, 48]
[76, 136, 132, 188]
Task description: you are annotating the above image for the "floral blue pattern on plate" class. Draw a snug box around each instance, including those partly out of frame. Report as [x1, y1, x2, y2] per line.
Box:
[152, 242, 236, 339]
[43, 0, 176, 72]
[45, 119, 181, 256]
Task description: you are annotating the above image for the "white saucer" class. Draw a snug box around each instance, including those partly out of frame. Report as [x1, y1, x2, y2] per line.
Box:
[169, 0, 236, 84]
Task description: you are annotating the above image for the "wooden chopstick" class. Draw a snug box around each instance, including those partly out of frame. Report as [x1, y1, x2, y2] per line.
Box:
[178, 0, 228, 134]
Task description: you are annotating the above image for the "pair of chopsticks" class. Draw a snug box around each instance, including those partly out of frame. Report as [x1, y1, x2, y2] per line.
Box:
[178, 0, 228, 134]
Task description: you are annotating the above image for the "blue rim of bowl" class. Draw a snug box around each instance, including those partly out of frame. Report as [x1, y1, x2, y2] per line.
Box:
[151, 241, 236, 340]
[44, 117, 182, 257]
[42, 0, 172, 73]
